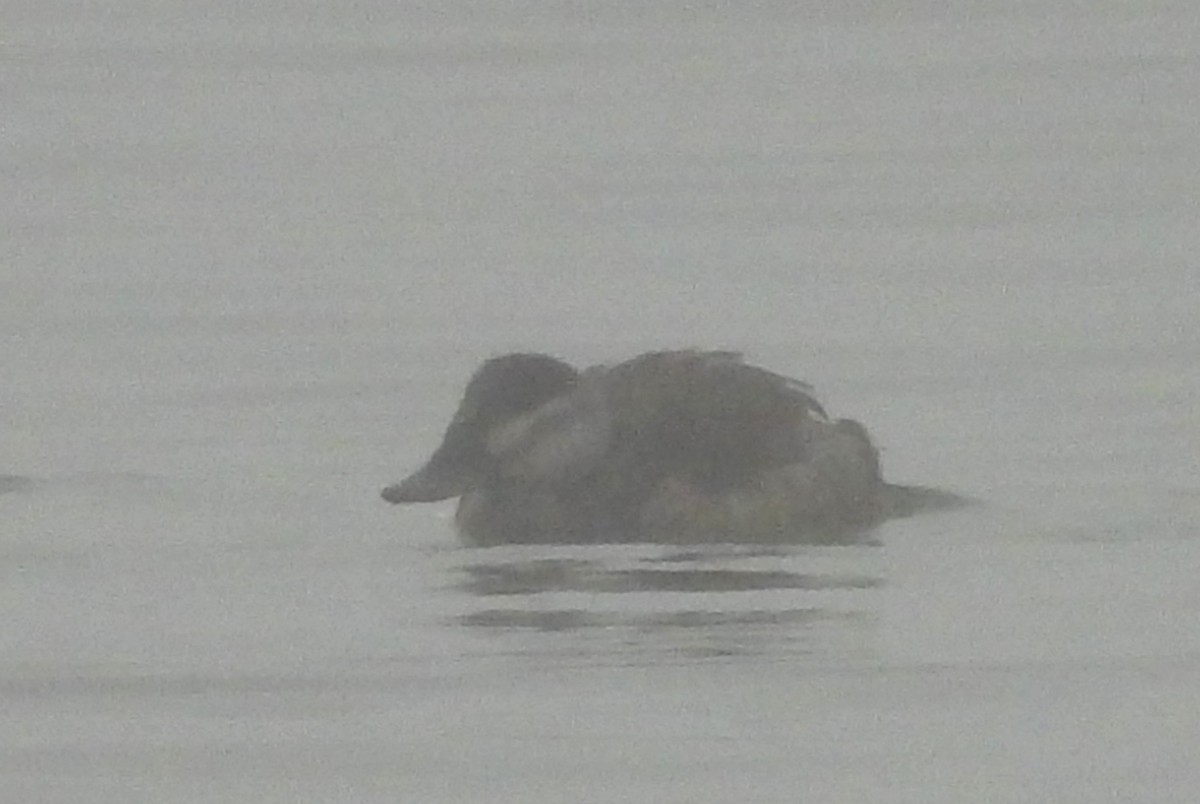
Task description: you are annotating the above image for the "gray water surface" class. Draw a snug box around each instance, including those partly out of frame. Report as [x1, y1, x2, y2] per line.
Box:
[4, 2, 1199, 802]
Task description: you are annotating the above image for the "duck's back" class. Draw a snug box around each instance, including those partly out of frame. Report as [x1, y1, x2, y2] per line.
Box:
[595, 351, 830, 493]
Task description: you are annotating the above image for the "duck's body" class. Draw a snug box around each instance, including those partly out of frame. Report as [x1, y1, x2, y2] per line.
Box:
[382, 351, 961, 545]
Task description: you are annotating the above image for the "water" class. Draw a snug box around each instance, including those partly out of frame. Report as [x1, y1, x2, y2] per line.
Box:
[4, 2, 1199, 801]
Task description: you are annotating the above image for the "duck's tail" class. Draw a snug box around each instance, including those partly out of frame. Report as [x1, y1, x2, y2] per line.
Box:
[878, 483, 973, 520]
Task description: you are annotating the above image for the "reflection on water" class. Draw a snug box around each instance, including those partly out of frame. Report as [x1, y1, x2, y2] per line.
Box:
[449, 545, 885, 663]
[459, 558, 882, 595]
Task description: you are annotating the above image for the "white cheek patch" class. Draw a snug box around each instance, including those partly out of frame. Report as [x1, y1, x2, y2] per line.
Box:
[520, 415, 611, 481]
[805, 404, 833, 424]
[487, 389, 613, 483]
[486, 409, 538, 456]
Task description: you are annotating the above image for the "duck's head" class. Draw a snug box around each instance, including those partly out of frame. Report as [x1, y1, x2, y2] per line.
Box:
[381, 353, 579, 504]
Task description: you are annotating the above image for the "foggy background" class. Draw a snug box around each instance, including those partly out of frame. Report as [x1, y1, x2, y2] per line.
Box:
[4, 2, 1199, 801]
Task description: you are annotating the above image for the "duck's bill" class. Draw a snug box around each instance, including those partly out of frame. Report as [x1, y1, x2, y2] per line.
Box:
[381, 410, 486, 504]
[381, 434, 479, 504]
[381, 458, 473, 503]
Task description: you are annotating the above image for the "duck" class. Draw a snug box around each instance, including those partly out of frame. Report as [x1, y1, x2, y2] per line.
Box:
[381, 350, 963, 545]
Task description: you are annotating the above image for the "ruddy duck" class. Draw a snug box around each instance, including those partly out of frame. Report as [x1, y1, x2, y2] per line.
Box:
[382, 351, 962, 544]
